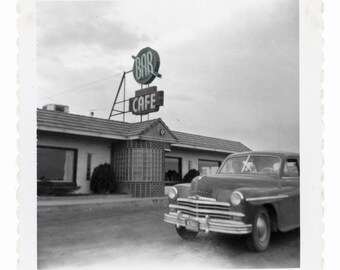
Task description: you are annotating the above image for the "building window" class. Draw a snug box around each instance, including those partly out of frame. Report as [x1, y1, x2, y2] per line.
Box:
[86, 153, 92, 180]
[198, 159, 221, 175]
[165, 157, 182, 184]
[37, 146, 77, 182]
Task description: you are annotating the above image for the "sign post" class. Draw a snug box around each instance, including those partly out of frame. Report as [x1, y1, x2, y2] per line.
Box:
[109, 47, 164, 121]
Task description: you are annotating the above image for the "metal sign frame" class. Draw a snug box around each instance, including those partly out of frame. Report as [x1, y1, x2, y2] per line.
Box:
[108, 70, 131, 122]
[108, 71, 158, 122]
[108, 48, 163, 122]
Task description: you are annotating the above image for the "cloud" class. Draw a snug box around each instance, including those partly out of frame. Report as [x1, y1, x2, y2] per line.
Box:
[37, 1, 151, 55]
[36, 1, 152, 111]
[36, 0, 299, 152]
[151, 0, 299, 151]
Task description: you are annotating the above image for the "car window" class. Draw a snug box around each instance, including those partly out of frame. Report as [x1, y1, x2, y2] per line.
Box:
[283, 159, 299, 177]
[218, 155, 281, 175]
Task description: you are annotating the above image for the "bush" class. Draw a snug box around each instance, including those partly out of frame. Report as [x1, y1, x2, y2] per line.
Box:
[37, 182, 80, 196]
[165, 169, 180, 182]
[90, 163, 116, 194]
[183, 169, 200, 183]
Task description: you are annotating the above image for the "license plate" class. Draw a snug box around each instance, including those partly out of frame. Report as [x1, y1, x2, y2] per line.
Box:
[185, 219, 199, 232]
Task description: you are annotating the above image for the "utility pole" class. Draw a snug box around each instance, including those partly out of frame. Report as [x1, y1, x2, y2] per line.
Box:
[277, 125, 280, 151]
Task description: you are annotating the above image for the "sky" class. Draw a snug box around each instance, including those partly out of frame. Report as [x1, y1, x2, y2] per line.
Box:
[37, 0, 299, 152]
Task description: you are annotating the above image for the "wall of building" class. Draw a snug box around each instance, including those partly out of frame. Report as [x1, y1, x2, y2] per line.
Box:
[37, 132, 112, 193]
[37, 132, 232, 195]
[167, 147, 230, 177]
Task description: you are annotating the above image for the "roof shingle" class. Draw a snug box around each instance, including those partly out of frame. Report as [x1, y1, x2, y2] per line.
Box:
[37, 109, 249, 153]
[172, 131, 250, 153]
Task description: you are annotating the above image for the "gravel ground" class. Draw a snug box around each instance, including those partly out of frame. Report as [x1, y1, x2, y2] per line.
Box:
[38, 205, 300, 269]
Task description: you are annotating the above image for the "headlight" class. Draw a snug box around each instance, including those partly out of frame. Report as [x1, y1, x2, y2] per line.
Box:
[230, 191, 244, 206]
[168, 187, 178, 200]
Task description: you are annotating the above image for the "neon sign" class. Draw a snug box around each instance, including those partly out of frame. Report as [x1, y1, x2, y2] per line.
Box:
[129, 86, 164, 115]
[132, 47, 161, 85]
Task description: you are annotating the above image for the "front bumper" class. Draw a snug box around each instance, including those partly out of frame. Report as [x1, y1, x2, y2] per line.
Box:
[164, 211, 252, 234]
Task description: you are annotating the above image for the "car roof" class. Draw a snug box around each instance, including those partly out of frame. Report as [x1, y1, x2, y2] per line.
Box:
[228, 151, 299, 159]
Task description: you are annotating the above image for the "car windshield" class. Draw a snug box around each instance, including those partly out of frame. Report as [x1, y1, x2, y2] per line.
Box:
[218, 155, 281, 175]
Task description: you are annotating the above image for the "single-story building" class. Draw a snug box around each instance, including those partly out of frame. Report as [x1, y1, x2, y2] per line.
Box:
[37, 106, 250, 197]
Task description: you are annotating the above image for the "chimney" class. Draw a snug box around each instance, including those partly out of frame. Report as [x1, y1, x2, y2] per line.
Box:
[43, 104, 69, 113]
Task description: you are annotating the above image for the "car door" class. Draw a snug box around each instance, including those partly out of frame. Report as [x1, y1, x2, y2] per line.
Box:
[276, 157, 300, 231]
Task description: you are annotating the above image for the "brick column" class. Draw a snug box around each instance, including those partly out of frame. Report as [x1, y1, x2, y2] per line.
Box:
[112, 140, 169, 197]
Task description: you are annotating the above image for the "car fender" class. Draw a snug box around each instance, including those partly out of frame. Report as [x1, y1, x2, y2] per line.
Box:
[235, 187, 298, 230]
[235, 187, 292, 206]
[168, 183, 191, 204]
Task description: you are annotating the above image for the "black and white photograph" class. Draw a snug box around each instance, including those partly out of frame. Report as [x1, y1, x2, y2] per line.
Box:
[17, 0, 323, 269]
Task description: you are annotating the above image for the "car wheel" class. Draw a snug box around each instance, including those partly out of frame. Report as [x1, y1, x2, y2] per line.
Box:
[247, 207, 271, 251]
[176, 226, 198, 240]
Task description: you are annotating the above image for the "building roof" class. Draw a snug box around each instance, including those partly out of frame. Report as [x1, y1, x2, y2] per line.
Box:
[172, 131, 250, 153]
[37, 109, 250, 153]
[38, 108, 132, 138]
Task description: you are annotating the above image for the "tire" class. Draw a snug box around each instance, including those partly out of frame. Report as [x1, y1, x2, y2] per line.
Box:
[247, 207, 271, 251]
[176, 226, 198, 240]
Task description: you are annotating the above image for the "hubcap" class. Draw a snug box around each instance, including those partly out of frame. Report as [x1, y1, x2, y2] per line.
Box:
[256, 214, 268, 242]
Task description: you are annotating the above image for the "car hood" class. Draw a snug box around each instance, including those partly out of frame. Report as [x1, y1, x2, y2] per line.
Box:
[190, 174, 280, 201]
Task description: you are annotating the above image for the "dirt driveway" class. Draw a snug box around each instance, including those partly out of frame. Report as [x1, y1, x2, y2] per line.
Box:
[38, 205, 300, 269]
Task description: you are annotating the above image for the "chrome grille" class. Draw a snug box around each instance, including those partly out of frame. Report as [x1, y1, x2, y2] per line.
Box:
[178, 200, 230, 211]
[175, 198, 232, 220]
[180, 210, 231, 219]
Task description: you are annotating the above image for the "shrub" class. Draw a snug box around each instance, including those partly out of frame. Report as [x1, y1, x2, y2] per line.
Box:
[183, 169, 200, 183]
[90, 163, 116, 194]
[165, 169, 180, 182]
[37, 182, 80, 196]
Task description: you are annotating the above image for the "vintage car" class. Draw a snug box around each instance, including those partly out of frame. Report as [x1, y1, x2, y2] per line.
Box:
[164, 151, 299, 251]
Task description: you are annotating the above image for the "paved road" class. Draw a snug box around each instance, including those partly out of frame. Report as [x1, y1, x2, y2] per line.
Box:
[38, 206, 300, 269]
